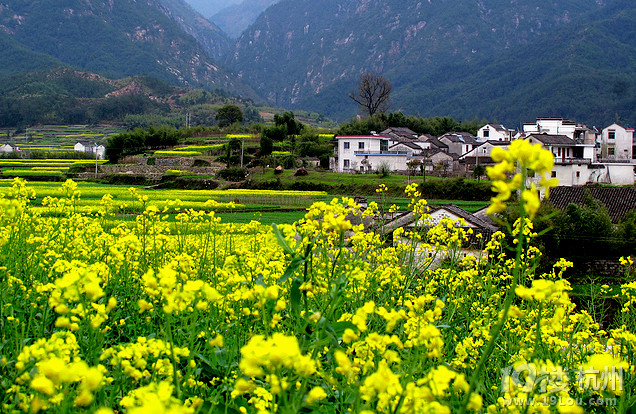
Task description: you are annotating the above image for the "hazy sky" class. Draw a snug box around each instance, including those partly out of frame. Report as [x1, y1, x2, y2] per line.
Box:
[184, 0, 242, 17]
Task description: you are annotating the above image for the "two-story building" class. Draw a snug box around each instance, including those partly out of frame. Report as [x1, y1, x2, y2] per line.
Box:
[459, 140, 511, 169]
[600, 123, 634, 161]
[438, 132, 478, 156]
[476, 124, 512, 142]
[74, 141, 106, 159]
[523, 117, 597, 144]
[336, 135, 397, 173]
[525, 133, 633, 188]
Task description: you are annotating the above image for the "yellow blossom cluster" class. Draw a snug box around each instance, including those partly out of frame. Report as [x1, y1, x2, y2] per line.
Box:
[487, 139, 558, 217]
[0, 178, 634, 414]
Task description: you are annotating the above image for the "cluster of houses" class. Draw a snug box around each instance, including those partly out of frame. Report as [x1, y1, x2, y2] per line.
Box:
[333, 117, 636, 187]
[0, 141, 106, 159]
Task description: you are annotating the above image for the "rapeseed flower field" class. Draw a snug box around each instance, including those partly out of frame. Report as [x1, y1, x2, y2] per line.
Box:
[0, 140, 635, 413]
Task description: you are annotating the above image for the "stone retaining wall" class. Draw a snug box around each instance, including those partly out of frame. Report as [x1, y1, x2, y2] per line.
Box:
[75, 161, 224, 181]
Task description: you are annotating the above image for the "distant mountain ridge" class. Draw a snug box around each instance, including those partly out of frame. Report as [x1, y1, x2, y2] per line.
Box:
[0, 0, 256, 99]
[210, 0, 279, 39]
[225, 0, 636, 126]
[158, 0, 232, 59]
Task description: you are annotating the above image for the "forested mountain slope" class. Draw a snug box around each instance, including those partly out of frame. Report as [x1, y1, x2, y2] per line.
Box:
[225, 0, 636, 126]
[0, 0, 255, 98]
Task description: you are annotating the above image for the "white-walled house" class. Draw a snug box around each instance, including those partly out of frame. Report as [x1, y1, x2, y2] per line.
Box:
[74, 142, 106, 159]
[524, 117, 577, 137]
[438, 132, 477, 156]
[600, 124, 634, 161]
[0, 143, 14, 154]
[522, 117, 597, 144]
[523, 134, 634, 188]
[477, 124, 512, 142]
[335, 134, 446, 173]
[460, 141, 510, 161]
[336, 135, 395, 173]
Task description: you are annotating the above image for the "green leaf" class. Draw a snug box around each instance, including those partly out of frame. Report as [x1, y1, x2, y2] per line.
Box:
[290, 278, 303, 314]
[272, 223, 295, 255]
[278, 255, 305, 285]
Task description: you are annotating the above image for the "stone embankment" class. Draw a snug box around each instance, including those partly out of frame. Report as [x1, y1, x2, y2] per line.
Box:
[75, 157, 224, 181]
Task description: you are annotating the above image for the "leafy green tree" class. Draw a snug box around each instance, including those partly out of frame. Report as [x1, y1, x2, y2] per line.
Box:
[260, 135, 273, 156]
[262, 124, 288, 142]
[274, 111, 303, 136]
[473, 164, 486, 181]
[244, 106, 264, 124]
[216, 104, 243, 127]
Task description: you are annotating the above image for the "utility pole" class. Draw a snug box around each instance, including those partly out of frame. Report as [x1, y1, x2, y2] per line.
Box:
[240, 137, 244, 168]
[95, 142, 98, 178]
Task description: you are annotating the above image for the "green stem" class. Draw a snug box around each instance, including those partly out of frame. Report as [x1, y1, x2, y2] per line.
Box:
[459, 172, 528, 413]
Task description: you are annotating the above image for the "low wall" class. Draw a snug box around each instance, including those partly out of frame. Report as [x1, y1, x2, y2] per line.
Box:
[75, 160, 224, 181]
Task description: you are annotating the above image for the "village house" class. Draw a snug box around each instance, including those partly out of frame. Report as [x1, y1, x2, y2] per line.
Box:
[74, 141, 106, 159]
[522, 117, 597, 144]
[380, 204, 498, 267]
[525, 132, 633, 187]
[380, 127, 420, 142]
[438, 132, 478, 156]
[420, 135, 449, 152]
[0, 143, 14, 154]
[599, 123, 634, 161]
[476, 124, 513, 142]
[336, 134, 396, 173]
[459, 140, 511, 170]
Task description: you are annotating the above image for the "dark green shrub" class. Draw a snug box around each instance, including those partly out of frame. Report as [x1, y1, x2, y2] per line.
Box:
[217, 167, 248, 182]
[192, 159, 211, 167]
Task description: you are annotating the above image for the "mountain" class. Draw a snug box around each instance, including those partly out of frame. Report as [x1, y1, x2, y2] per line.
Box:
[183, 0, 242, 17]
[157, 0, 232, 59]
[0, 67, 259, 127]
[226, 0, 636, 126]
[210, 0, 279, 39]
[0, 32, 62, 77]
[0, 0, 255, 99]
[393, 0, 636, 128]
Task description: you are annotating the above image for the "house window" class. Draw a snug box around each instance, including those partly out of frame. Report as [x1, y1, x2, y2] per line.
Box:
[609, 130, 616, 140]
[358, 142, 365, 150]
[483, 129, 489, 138]
[551, 171, 557, 178]
[343, 159, 350, 168]
[380, 140, 388, 152]
[576, 171, 580, 178]
[343, 142, 350, 149]
[608, 147, 615, 156]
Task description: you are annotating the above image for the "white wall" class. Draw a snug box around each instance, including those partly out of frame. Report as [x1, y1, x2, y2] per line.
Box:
[337, 136, 392, 172]
[601, 124, 633, 161]
[524, 119, 576, 138]
[356, 154, 410, 173]
[534, 163, 635, 189]
[477, 125, 509, 142]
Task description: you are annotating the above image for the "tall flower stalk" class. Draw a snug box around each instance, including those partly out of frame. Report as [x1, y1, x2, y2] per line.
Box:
[459, 139, 557, 413]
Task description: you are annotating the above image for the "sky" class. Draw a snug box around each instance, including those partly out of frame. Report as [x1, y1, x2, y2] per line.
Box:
[183, 0, 242, 17]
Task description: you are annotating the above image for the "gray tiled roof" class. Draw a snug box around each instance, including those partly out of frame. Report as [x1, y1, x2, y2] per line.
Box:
[381, 127, 418, 139]
[526, 134, 575, 146]
[425, 137, 448, 149]
[547, 186, 636, 222]
[439, 132, 478, 144]
[390, 141, 423, 150]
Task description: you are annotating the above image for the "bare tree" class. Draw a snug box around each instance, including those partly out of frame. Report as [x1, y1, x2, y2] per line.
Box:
[349, 72, 392, 116]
